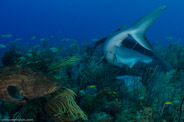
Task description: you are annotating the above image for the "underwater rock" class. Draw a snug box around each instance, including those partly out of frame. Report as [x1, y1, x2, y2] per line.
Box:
[136, 107, 153, 121]
[91, 112, 113, 122]
[78, 90, 86, 96]
[86, 85, 97, 95]
[95, 87, 112, 105]
[104, 103, 121, 118]
[79, 87, 112, 115]
[0, 66, 61, 102]
[116, 75, 142, 92]
[2, 51, 21, 66]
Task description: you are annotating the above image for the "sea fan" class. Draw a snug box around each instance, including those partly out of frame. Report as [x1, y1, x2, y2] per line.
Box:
[45, 88, 88, 121]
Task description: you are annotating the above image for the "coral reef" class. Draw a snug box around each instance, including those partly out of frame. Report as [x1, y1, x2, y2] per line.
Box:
[1, 51, 21, 66]
[1, 38, 184, 122]
[46, 56, 80, 74]
[156, 42, 184, 70]
[17, 52, 53, 72]
[0, 65, 87, 121]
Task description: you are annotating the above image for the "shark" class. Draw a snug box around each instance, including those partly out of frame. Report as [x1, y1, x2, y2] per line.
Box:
[94, 5, 173, 71]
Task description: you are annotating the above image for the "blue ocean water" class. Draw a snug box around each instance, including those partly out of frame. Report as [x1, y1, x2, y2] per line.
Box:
[0, 0, 184, 121]
[0, 0, 183, 62]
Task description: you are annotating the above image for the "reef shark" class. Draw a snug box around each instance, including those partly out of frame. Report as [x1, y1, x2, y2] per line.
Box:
[95, 5, 173, 70]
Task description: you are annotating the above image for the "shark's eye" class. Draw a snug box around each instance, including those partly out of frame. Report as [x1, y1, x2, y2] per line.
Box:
[7, 86, 24, 100]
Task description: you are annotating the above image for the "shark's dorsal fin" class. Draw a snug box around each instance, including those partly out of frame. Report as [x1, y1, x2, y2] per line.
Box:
[129, 5, 166, 51]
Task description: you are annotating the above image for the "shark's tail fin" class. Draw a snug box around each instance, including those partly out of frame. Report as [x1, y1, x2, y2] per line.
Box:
[152, 51, 173, 71]
[128, 5, 173, 71]
[128, 5, 166, 51]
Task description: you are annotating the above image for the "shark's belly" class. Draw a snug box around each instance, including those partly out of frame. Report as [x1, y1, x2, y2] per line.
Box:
[105, 51, 122, 67]
[103, 31, 129, 67]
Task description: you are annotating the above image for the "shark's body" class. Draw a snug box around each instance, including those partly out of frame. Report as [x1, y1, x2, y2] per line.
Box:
[103, 30, 152, 68]
[101, 5, 172, 70]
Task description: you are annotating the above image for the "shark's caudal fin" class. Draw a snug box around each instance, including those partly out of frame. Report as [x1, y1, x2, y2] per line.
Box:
[128, 5, 166, 51]
[152, 52, 173, 71]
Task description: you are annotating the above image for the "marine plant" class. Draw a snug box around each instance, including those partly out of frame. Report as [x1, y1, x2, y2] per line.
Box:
[12, 88, 88, 121]
[46, 56, 80, 74]
[17, 52, 53, 72]
[45, 88, 88, 121]
[156, 42, 184, 70]
[79, 61, 120, 90]
[0, 66, 87, 121]
[7, 41, 29, 55]
[1, 34, 184, 122]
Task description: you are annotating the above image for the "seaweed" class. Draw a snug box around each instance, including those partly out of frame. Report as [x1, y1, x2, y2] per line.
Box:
[46, 56, 80, 74]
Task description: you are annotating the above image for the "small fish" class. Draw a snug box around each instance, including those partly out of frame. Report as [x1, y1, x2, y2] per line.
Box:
[33, 44, 40, 49]
[15, 38, 23, 41]
[91, 38, 99, 42]
[61, 38, 71, 42]
[0, 44, 6, 48]
[118, 24, 127, 28]
[71, 39, 77, 43]
[31, 36, 36, 40]
[165, 36, 174, 40]
[50, 35, 54, 38]
[40, 38, 47, 41]
[165, 101, 173, 105]
[1, 34, 13, 38]
[69, 44, 78, 48]
[114, 98, 118, 102]
[112, 91, 117, 94]
[49, 47, 60, 53]
[54, 75, 62, 80]
[27, 53, 33, 57]
[89, 85, 96, 88]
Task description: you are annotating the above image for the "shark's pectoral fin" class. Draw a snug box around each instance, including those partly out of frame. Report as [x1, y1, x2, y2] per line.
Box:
[115, 53, 137, 68]
[128, 5, 166, 51]
[115, 46, 153, 68]
[129, 33, 152, 50]
[115, 47, 138, 68]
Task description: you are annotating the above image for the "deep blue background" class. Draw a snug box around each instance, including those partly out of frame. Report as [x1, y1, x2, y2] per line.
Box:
[0, 0, 183, 64]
